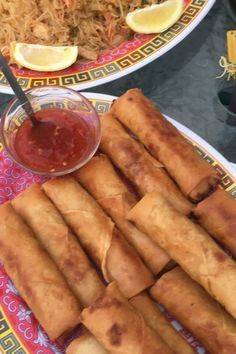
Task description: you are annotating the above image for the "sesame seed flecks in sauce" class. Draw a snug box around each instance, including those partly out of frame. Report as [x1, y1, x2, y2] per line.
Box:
[14, 108, 91, 173]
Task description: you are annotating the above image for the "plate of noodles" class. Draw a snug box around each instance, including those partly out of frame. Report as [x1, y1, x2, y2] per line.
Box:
[0, 91, 235, 354]
[0, 0, 215, 94]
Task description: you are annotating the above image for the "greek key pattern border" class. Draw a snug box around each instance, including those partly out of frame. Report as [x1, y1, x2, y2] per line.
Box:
[0, 97, 234, 198]
[194, 146, 236, 199]
[0, 96, 235, 354]
[0, 306, 28, 354]
[91, 99, 236, 198]
[0, 0, 208, 89]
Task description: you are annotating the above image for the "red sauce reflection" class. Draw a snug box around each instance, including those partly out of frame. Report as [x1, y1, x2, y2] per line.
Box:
[14, 108, 92, 173]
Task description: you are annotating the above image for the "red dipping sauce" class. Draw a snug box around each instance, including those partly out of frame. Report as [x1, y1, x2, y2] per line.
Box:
[13, 108, 94, 173]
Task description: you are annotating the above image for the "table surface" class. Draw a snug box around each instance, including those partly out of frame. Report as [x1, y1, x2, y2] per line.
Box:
[0, 0, 235, 163]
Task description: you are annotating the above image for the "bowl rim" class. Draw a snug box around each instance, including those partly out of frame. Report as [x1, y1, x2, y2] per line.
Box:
[0, 85, 101, 176]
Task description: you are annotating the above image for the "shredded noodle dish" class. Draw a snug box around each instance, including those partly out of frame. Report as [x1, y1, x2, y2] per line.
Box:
[0, 0, 159, 62]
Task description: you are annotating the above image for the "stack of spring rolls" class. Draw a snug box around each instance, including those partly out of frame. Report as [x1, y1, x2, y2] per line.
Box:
[0, 88, 236, 354]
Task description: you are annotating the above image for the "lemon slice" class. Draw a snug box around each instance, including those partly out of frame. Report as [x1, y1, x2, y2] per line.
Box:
[126, 0, 184, 34]
[13, 43, 78, 72]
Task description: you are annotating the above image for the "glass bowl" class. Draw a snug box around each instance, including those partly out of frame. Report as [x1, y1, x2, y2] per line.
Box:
[0, 86, 101, 176]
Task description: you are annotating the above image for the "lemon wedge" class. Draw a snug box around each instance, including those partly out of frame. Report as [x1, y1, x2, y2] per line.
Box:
[13, 43, 78, 72]
[126, 0, 184, 34]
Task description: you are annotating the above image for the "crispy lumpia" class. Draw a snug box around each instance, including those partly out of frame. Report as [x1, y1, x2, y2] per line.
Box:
[0, 203, 81, 341]
[150, 267, 236, 354]
[128, 191, 236, 320]
[42, 177, 154, 298]
[74, 154, 171, 275]
[112, 89, 219, 201]
[12, 183, 105, 307]
[194, 188, 236, 257]
[130, 292, 195, 354]
[81, 282, 174, 354]
[66, 332, 108, 354]
[100, 111, 193, 215]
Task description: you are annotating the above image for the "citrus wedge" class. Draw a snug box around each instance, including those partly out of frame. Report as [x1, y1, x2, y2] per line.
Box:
[126, 0, 184, 34]
[13, 43, 78, 72]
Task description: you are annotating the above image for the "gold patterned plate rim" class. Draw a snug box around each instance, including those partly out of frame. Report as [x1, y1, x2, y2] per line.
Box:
[0, 0, 216, 94]
[87, 92, 236, 198]
[0, 91, 235, 354]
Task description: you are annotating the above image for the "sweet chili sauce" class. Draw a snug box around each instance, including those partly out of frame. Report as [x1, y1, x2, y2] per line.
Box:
[14, 108, 93, 173]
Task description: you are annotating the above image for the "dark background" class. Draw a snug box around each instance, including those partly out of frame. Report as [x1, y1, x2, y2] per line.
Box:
[1, 0, 235, 162]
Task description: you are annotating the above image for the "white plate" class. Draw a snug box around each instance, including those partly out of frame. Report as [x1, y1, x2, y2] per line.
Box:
[0, 0, 216, 94]
[0, 91, 235, 354]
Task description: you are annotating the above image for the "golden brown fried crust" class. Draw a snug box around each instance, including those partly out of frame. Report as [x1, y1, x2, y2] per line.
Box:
[151, 267, 236, 354]
[112, 89, 220, 201]
[195, 188, 236, 257]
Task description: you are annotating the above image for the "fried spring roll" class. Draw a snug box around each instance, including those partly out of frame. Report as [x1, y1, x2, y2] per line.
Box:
[112, 89, 219, 201]
[12, 183, 105, 307]
[100, 111, 193, 215]
[81, 282, 174, 354]
[130, 293, 195, 354]
[66, 332, 108, 354]
[194, 188, 236, 257]
[128, 191, 236, 320]
[42, 177, 154, 298]
[150, 267, 236, 354]
[0, 203, 81, 341]
[74, 154, 171, 275]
